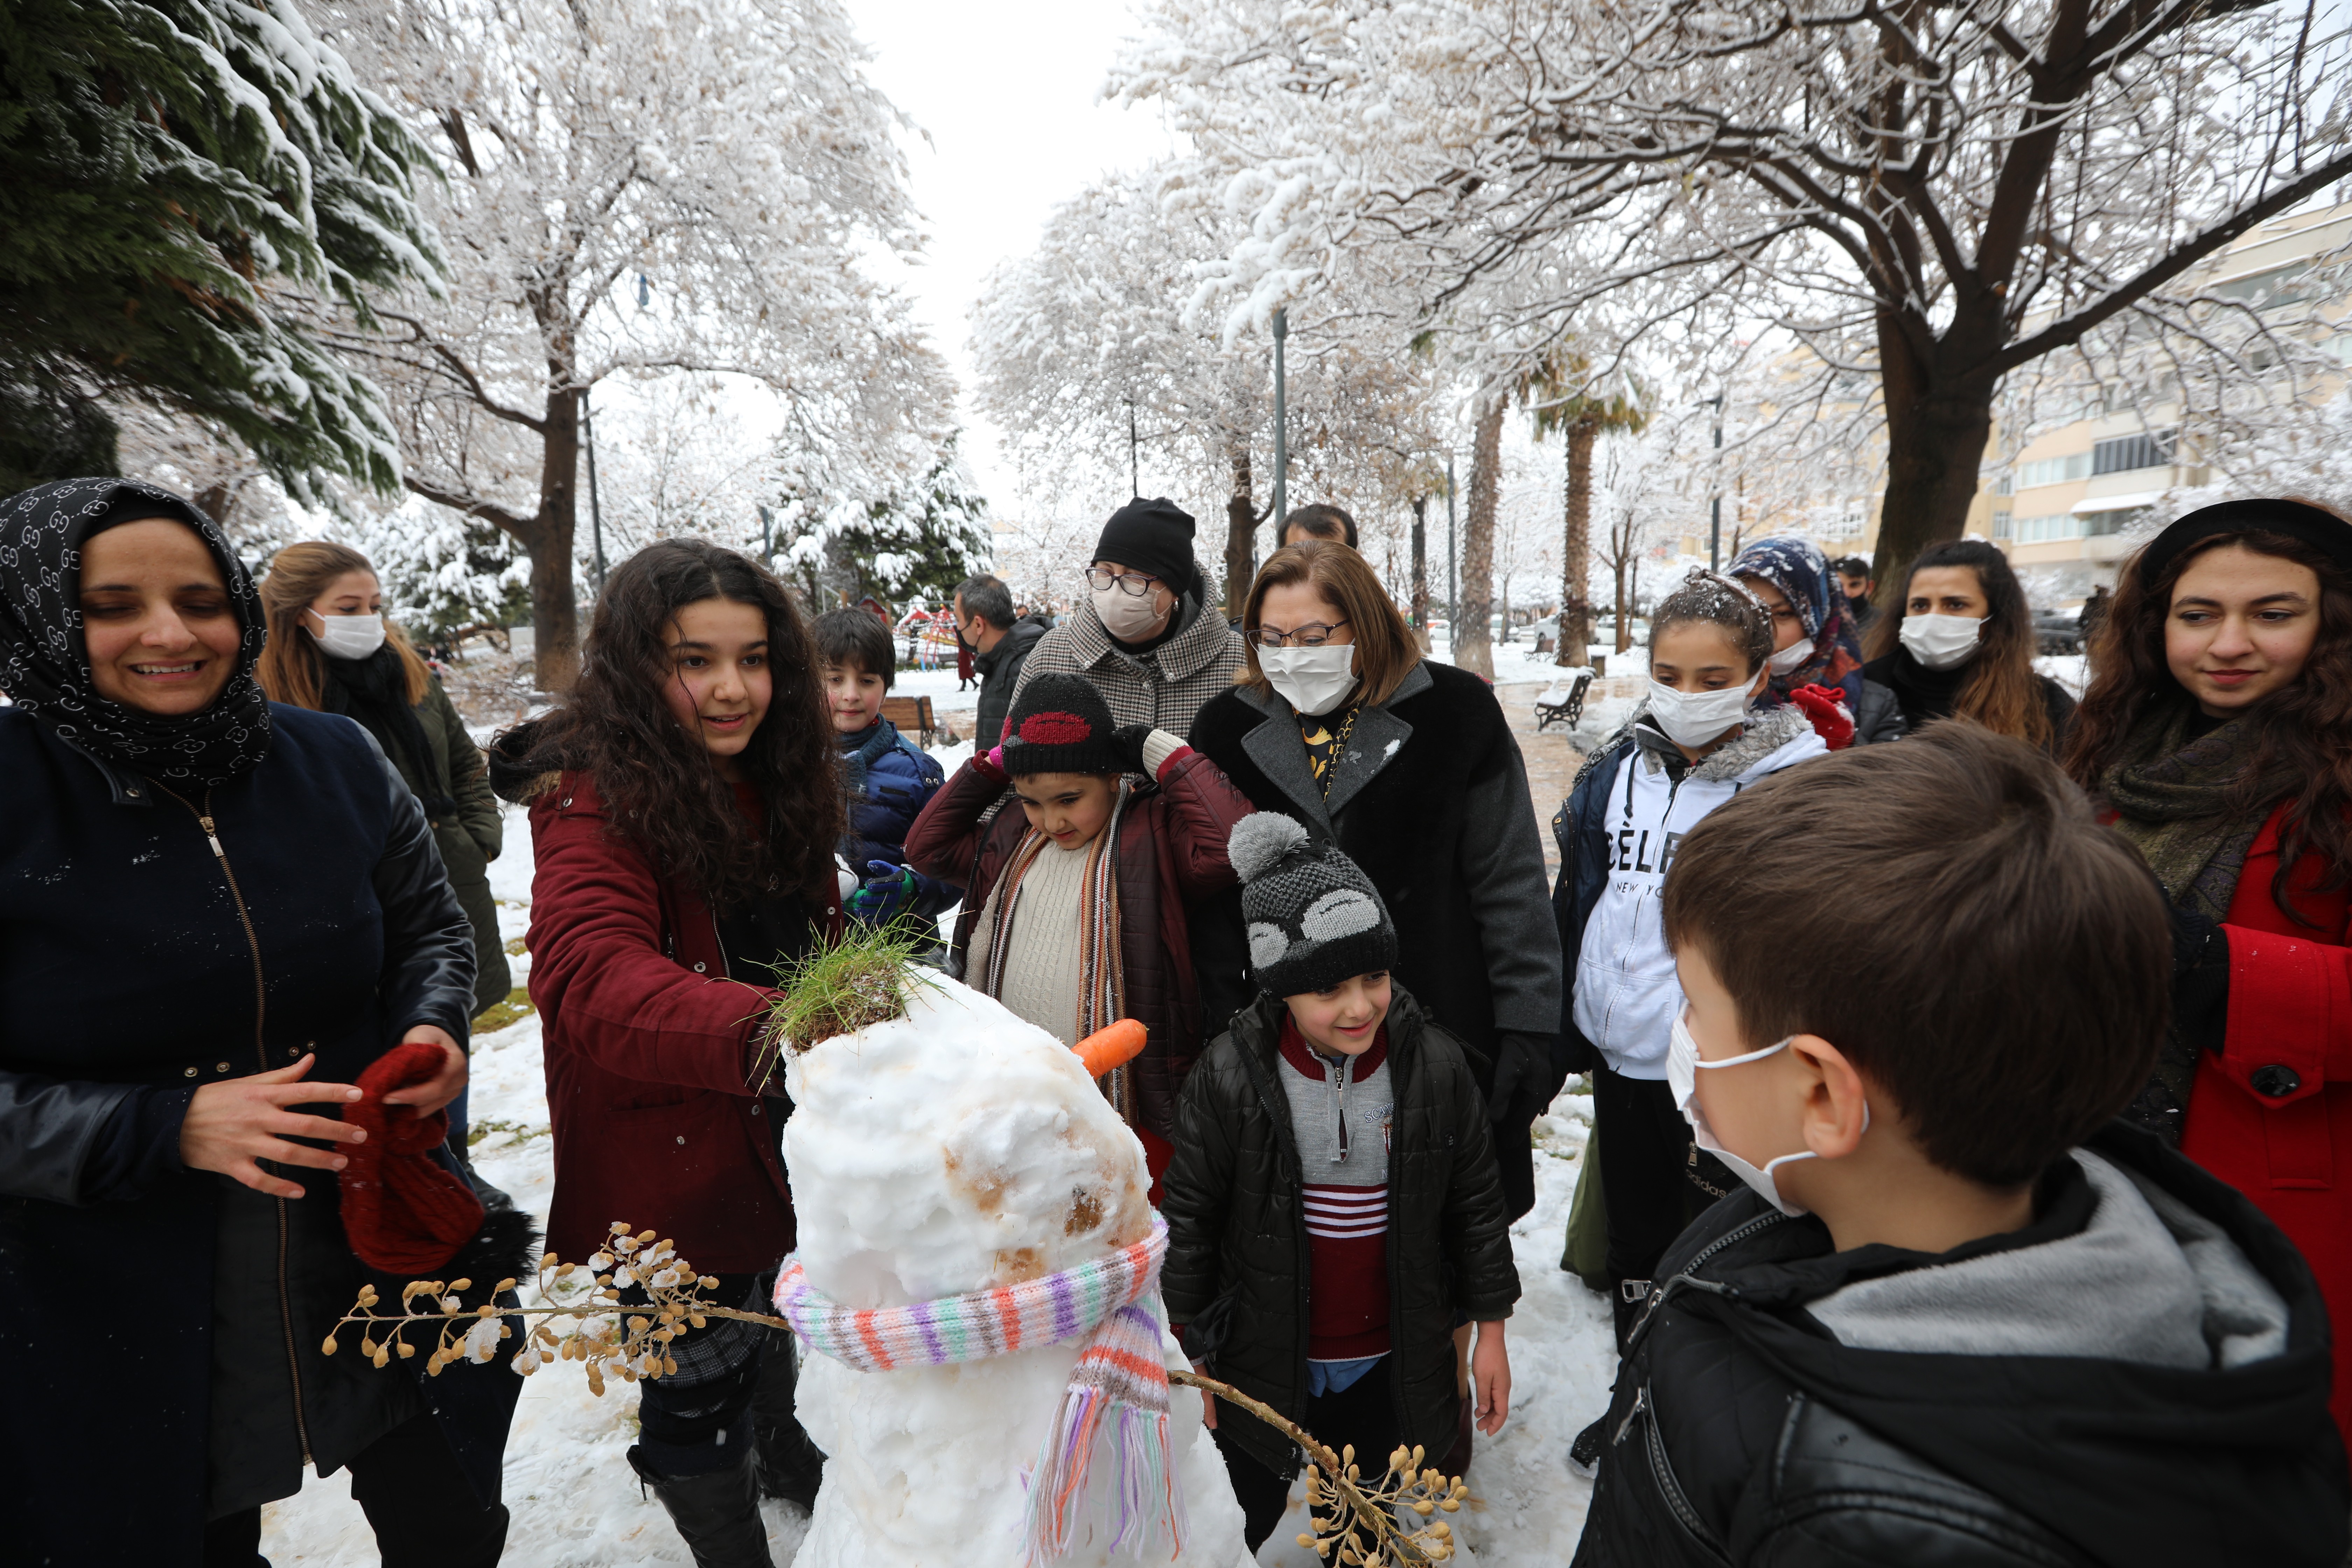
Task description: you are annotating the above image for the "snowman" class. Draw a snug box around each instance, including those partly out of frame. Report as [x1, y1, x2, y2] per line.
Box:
[774, 976, 1247, 1567]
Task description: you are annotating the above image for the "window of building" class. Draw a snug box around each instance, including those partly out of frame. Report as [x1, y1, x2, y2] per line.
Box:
[1993, 508, 2014, 539]
[2017, 453, 2093, 489]
[2092, 432, 2175, 476]
[2013, 513, 2079, 544]
[2207, 264, 2310, 309]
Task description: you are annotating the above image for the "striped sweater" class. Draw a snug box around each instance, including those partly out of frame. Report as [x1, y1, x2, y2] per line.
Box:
[1278, 1016, 1394, 1361]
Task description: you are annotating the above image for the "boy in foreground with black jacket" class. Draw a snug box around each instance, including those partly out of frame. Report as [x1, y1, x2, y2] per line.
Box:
[1162, 812, 1520, 1555]
[1576, 722, 2349, 1566]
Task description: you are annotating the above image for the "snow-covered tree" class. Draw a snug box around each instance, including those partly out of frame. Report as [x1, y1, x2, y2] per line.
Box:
[2, 0, 442, 496]
[314, 0, 949, 685]
[972, 163, 1440, 618]
[1112, 0, 2352, 591]
[359, 501, 531, 638]
[774, 434, 994, 610]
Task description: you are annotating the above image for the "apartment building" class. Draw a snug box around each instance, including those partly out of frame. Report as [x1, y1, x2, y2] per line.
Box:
[1710, 200, 2352, 607]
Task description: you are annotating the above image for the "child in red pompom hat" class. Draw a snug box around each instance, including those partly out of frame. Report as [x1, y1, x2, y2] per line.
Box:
[905, 670, 1256, 1193]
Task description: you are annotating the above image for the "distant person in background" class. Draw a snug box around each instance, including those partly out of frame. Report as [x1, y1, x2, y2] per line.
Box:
[954, 572, 1047, 746]
[1281, 502, 1359, 551]
[2077, 582, 2114, 648]
[258, 541, 513, 1211]
[1863, 539, 2076, 751]
[1832, 554, 1878, 632]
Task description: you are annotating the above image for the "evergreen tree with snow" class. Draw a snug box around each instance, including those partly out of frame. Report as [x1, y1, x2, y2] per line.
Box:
[0, 0, 442, 496]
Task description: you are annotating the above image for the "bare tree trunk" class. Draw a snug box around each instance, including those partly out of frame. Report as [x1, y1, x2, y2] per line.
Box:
[1224, 449, 1256, 621]
[529, 385, 583, 690]
[1558, 418, 1597, 666]
[1455, 394, 1504, 679]
[1870, 322, 1998, 604]
[1409, 494, 1432, 653]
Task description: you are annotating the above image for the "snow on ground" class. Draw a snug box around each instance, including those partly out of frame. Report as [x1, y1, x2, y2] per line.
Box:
[262, 722, 1615, 1566]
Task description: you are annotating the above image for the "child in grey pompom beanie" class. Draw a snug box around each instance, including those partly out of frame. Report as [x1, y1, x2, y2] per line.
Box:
[1226, 811, 1398, 997]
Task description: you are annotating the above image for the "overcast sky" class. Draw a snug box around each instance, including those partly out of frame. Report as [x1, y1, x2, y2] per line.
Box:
[844, 0, 1177, 512]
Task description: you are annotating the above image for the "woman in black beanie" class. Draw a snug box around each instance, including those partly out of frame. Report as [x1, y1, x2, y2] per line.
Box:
[1008, 497, 1250, 736]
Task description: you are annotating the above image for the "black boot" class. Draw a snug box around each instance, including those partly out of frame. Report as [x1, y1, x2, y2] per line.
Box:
[626, 1443, 776, 1568]
[749, 1331, 826, 1511]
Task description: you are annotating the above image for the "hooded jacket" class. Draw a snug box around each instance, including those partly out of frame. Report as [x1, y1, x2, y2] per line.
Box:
[1573, 1121, 2350, 1567]
[1556, 704, 1826, 1079]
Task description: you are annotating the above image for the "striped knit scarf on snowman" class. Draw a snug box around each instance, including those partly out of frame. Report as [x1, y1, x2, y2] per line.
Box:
[774, 1213, 1183, 1563]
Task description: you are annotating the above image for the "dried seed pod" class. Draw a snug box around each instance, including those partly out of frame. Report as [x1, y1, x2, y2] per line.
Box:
[320, 1335, 339, 1356]
[396, 1339, 416, 1359]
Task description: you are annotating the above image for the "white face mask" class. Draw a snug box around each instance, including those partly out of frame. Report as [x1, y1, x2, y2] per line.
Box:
[1260, 645, 1359, 716]
[1643, 679, 1752, 749]
[1092, 581, 1170, 643]
[1765, 636, 1814, 676]
[309, 609, 388, 662]
[1666, 1008, 1868, 1218]
[1899, 612, 1983, 671]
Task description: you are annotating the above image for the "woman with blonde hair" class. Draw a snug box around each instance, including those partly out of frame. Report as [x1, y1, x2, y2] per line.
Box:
[258, 544, 511, 1210]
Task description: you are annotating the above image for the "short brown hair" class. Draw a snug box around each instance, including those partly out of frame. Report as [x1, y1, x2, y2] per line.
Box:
[1238, 541, 1418, 707]
[1661, 722, 2169, 1187]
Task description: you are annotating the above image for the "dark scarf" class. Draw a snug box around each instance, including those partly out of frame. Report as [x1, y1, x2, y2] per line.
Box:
[2101, 704, 2294, 1130]
[1879, 646, 1969, 724]
[0, 477, 272, 787]
[322, 644, 456, 819]
[836, 718, 899, 796]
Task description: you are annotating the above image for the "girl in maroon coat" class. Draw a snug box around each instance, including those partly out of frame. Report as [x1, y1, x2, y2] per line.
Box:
[2066, 499, 2352, 1447]
[490, 539, 841, 1564]
[905, 670, 1253, 1195]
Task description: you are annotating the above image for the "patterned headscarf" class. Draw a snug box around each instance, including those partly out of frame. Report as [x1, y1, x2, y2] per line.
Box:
[0, 477, 273, 786]
[1727, 536, 1865, 708]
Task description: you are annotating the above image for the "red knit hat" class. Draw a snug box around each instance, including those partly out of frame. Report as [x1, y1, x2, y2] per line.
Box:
[338, 1041, 484, 1273]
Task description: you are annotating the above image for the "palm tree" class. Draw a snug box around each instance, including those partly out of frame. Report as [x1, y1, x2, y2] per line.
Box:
[1521, 350, 1647, 666]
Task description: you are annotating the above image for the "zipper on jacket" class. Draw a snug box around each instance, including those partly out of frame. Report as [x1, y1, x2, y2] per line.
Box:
[1231, 1010, 1316, 1449]
[1625, 1210, 1785, 1354]
[162, 785, 314, 1467]
[1628, 1379, 1733, 1565]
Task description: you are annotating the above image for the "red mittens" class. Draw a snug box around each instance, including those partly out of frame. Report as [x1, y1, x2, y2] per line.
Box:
[1788, 683, 1857, 751]
[338, 1040, 483, 1273]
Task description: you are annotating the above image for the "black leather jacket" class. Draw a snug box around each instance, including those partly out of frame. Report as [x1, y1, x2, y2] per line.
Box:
[1573, 1122, 2348, 1568]
[0, 704, 482, 1564]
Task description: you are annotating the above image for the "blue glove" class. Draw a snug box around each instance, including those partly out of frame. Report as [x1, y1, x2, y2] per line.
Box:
[847, 860, 919, 926]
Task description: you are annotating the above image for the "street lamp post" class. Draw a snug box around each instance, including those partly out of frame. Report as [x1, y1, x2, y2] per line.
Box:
[1127, 398, 1140, 499]
[1445, 451, 1458, 634]
[1706, 391, 1726, 570]
[584, 391, 608, 595]
[1272, 308, 1289, 527]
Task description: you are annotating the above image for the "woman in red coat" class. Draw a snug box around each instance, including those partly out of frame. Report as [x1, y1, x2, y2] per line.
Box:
[490, 539, 842, 1564]
[2067, 499, 2352, 1443]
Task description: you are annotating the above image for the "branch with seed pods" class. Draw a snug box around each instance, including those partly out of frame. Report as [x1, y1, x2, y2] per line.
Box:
[324, 1221, 783, 1394]
[334, 1223, 1469, 1564]
[1170, 1371, 1468, 1565]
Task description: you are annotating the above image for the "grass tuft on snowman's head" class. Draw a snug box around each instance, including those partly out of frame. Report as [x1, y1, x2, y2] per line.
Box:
[754, 923, 936, 1087]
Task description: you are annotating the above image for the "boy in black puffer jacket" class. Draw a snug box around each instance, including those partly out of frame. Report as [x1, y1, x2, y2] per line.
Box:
[1163, 812, 1520, 1556]
[1575, 722, 2349, 1567]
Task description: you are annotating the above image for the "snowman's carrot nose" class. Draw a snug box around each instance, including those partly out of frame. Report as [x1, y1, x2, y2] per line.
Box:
[1073, 1019, 1147, 1079]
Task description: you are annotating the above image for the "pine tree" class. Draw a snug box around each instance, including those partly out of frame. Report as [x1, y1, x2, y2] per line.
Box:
[0, 0, 442, 496]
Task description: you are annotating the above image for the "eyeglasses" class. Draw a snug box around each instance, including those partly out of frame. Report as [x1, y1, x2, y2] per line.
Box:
[1084, 567, 1162, 597]
[1252, 620, 1350, 648]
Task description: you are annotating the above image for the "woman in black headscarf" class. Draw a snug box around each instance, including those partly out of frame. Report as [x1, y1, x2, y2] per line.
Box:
[0, 479, 519, 1568]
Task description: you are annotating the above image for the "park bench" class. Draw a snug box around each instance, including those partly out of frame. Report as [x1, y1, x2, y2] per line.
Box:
[882, 694, 937, 747]
[1535, 669, 1595, 733]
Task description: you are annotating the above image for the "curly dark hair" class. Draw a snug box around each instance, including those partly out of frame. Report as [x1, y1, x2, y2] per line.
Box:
[2063, 523, 2352, 925]
[523, 539, 842, 908]
[1864, 539, 2052, 749]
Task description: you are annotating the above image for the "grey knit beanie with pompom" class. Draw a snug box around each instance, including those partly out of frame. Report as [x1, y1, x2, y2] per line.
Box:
[1226, 812, 1398, 997]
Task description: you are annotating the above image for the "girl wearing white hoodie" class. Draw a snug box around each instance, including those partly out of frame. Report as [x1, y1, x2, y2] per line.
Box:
[1552, 570, 1832, 1347]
